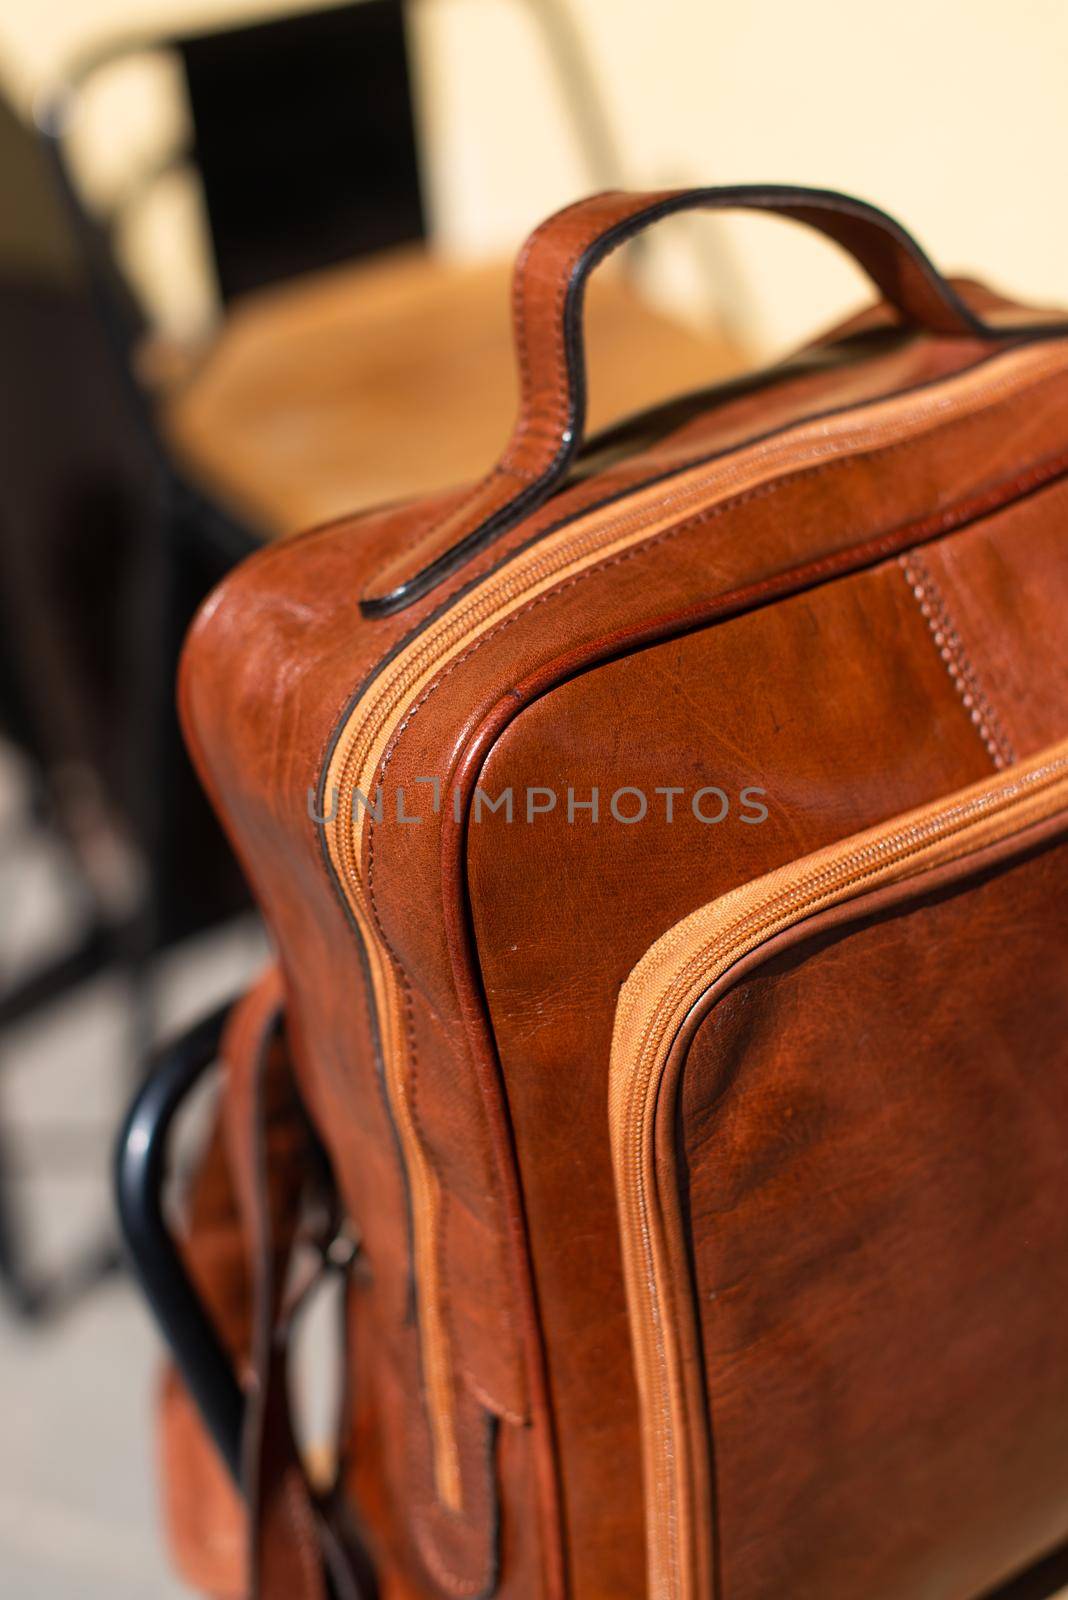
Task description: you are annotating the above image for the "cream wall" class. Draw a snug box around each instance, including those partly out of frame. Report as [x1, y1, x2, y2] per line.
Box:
[2, 0, 1067, 355]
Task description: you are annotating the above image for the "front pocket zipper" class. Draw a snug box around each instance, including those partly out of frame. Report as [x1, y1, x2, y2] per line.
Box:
[322, 338, 1068, 1512]
[608, 739, 1068, 1600]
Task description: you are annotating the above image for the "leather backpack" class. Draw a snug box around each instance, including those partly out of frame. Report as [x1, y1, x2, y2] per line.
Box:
[160, 187, 1068, 1599]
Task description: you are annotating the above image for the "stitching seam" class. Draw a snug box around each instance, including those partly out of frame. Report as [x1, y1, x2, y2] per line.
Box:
[365, 796, 525, 1405]
[898, 551, 1018, 769]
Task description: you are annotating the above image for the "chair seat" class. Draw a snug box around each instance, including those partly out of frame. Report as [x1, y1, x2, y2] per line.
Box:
[155, 246, 739, 538]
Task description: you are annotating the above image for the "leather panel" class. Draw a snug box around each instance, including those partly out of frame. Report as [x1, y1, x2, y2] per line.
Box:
[676, 830, 1068, 1599]
[465, 480, 1068, 1594]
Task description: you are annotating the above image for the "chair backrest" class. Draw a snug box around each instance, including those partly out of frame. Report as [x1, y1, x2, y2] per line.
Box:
[36, 0, 628, 332]
[178, 1, 424, 302]
[0, 90, 82, 290]
[0, 88, 146, 767]
[0, 85, 252, 942]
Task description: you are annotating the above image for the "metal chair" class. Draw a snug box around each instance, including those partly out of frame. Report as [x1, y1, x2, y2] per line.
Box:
[1, 0, 702, 1316]
[0, 83, 255, 1314]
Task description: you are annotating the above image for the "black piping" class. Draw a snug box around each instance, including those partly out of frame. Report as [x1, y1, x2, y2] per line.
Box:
[359, 184, 1065, 618]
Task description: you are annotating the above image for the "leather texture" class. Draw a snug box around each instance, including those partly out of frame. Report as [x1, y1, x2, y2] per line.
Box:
[673, 825, 1068, 1600]
[167, 186, 1068, 1598]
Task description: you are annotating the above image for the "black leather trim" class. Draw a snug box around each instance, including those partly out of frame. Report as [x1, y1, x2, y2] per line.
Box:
[360, 183, 1066, 619]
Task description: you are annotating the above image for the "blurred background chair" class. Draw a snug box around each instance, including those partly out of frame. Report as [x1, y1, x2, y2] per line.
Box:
[0, 0, 738, 1317]
[0, 84, 254, 1314]
[44, 0, 738, 534]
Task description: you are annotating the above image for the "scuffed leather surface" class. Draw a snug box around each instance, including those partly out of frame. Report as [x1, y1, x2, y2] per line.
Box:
[674, 831, 1068, 1599]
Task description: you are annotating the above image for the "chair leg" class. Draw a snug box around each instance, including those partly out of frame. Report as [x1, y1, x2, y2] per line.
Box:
[0, 920, 118, 1031]
[0, 1113, 40, 1317]
[0, 922, 151, 1321]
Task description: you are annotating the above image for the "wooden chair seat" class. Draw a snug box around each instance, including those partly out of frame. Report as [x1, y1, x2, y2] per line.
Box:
[156, 246, 739, 538]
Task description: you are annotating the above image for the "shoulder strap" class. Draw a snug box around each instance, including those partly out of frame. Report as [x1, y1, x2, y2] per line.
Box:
[159, 968, 358, 1598]
[224, 967, 330, 1600]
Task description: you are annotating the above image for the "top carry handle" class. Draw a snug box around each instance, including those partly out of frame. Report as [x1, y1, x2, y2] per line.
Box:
[361, 184, 1062, 617]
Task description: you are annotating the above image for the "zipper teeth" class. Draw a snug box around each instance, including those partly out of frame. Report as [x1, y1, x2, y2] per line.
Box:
[619, 753, 1068, 1052]
[613, 749, 1068, 1600]
[325, 337, 1068, 1513]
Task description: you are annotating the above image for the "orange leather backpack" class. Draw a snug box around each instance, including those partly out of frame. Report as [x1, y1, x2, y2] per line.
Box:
[139, 187, 1068, 1599]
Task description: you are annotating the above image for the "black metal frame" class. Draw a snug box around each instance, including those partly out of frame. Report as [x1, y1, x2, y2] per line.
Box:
[28, 0, 632, 442]
[116, 1003, 382, 1599]
[0, 47, 258, 1321]
[114, 1001, 244, 1482]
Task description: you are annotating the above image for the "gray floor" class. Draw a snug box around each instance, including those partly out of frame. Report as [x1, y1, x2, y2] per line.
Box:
[0, 741, 266, 1596]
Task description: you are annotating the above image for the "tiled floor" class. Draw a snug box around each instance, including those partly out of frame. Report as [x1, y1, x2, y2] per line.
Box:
[0, 1277, 189, 1598]
[0, 741, 266, 1595]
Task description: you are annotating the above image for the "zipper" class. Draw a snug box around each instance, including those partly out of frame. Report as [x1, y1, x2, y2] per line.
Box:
[608, 741, 1068, 1600]
[322, 338, 1068, 1512]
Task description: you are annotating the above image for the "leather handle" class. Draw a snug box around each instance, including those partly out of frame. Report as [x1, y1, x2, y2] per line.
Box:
[360, 184, 997, 617]
[502, 185, 984, 470]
